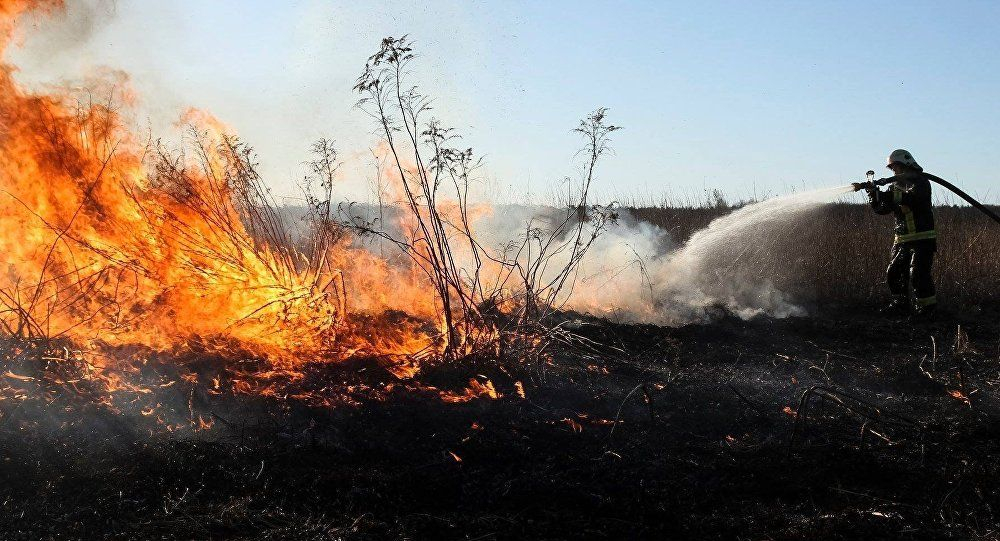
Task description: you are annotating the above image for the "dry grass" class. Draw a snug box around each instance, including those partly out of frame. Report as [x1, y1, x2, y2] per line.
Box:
[630, 202, 1000, 310]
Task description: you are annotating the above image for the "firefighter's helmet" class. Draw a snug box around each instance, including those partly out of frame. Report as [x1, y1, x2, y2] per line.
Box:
[887, 149, 922, 172]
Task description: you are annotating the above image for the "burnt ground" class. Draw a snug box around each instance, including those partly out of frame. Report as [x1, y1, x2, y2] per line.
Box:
[1, 308, 999, 540]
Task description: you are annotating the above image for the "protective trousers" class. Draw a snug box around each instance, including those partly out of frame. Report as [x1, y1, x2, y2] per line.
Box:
[887, 240, 936, 309]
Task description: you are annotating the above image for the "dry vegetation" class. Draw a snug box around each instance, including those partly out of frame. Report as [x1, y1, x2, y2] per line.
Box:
[2, 5, 1000, 539]
[630, 201, 1000, 311]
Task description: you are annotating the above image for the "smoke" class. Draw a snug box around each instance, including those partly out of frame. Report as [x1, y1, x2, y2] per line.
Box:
[18, 0, 112, 54]
[311, 185, 853, 326]
[526, 185, 855, 324]
[3, 1, 116, 66]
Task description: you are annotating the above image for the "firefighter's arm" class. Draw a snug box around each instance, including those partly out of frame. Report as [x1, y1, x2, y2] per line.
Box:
[867, 186, 895, 215]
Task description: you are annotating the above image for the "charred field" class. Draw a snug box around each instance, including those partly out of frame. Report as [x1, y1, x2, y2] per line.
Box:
[3, 307, 999, 540]
[4, 3, 1000, 540]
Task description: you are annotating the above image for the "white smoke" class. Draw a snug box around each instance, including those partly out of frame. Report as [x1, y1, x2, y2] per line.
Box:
[533, 185, 855, 324]
[301, 185, 853, 326]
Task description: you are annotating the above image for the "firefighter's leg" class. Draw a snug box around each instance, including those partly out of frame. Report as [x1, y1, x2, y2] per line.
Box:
[885, 244, 911, 310]
[910, 243, 937, 311]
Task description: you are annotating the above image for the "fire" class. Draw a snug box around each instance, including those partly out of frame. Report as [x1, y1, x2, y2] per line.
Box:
[0, 1, 445, 367]
[0, 76, 332, 357]
[0, 1, 62, 49]
[0, 2, 538, 429]
[439, 378, 500, 403]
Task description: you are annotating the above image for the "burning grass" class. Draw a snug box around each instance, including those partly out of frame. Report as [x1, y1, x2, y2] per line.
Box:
[0, 68, 353, 358]
[0, 4, 623, 385]
[0, 6, 614, 429]
[0, 5, 556, 451]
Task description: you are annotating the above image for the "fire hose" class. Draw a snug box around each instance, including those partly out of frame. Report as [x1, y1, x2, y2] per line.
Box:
[852, 169, 1000, 226]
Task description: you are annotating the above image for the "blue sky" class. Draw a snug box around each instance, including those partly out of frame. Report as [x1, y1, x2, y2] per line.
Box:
[10, 0, 1000, 203]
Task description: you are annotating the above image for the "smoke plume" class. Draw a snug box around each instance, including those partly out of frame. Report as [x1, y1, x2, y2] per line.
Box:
[472, 186, 855, 325]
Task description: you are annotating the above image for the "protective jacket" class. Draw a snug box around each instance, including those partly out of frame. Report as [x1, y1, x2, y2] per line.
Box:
[866, 171, 937, 310]
[866, 172, 936, 244]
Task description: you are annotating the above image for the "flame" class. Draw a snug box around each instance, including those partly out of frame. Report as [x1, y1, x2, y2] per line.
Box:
[0, 77, 333, 357]
[0, 2, 533, 424]
[439, 378, 500, 403]
[0, 1, 62, 55]
[0, 1, 448, 366]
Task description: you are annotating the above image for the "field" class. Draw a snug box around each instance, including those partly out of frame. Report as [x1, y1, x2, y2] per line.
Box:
[2, 204, 999, 540]
[630, 202, 1000, 309]
[4, 5, 1000, 539]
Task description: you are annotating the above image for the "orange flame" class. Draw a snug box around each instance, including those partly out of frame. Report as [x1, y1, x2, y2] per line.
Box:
[439, 378, 500, 403]
[0, 1, 442, 366]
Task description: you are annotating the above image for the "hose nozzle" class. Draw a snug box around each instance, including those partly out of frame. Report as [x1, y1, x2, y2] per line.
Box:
[852, 170, 878, 192]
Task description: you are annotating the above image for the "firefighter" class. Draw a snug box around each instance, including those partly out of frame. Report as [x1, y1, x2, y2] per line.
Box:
[863, 149, 936, 316]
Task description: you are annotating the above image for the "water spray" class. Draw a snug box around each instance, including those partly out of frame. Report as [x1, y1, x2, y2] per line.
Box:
[853, 169, 1000, 225]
